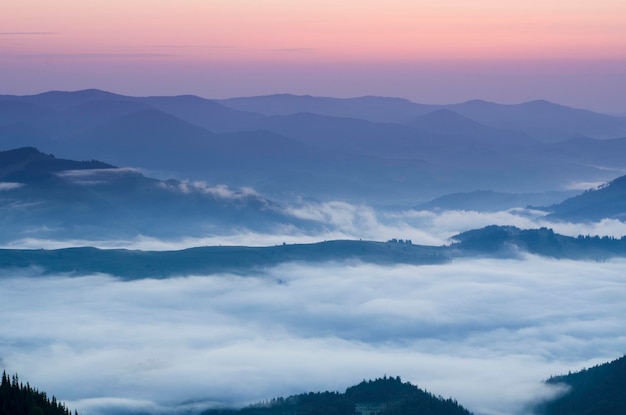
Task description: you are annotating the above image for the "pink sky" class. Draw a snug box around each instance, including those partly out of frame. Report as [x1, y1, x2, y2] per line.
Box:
[2, 0, 626, 112]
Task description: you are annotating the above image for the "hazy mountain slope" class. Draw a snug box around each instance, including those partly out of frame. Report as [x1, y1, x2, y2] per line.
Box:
[546, 174, 626, 221]
[217, 94, 437, 123]
[144, 94, 264, 132]
[3, 88, 128, 109]
[65, 108, 313, 174]
[0, 99, 53, 126]
[6, 90, 626, 145]
[0, 89, 265, 138]
[446, 99, 626, 143]
[202, 377, 473, 415]
[241, 110, 571, 196]
[65, 108, 220, 167]
[247, 110, 539, 157]
[0, 100, 60, 151]
[535, 355, 626, 415]
[411, 109, 539, 149]
[545, 136, 626, 168]
[52, 98, 154, 134]
[0, 123, 56, 152]
[0, 90, 157, 145]
[0, 146, 113, 182]
[414, 190, 575, 212]
[0, 147, 312, 241]
[63, 109, 409, 198]
[245, 112, 441, 157]
[2, 90, 626, 202]
[219, 93, 626, 142]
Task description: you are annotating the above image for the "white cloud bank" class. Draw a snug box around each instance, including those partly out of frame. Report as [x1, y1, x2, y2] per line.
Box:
[5, 204, 625, 251]
[1, 257, 625, 415]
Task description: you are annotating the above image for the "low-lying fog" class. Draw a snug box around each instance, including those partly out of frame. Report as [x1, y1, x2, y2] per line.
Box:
[5, 203, 626, 250]
[2, 256, 625, 415]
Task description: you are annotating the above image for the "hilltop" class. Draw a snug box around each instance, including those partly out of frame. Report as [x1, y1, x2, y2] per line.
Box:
[202, 376, 472, 415]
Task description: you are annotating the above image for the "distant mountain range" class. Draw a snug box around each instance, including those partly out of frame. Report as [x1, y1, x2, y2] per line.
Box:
[218, 94, 626, 142]
[414, 190, 577, 212]
[2, 90, 626, 202]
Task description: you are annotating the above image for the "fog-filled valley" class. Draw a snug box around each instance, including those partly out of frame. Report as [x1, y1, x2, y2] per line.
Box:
[3, 258, 625, 415]
[1, 90, 626, 415]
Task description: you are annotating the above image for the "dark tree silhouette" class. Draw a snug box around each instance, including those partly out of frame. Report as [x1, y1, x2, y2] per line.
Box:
[0, 371, 76, 415]
[202, 376, 472, 415]
[535, 355, 626, 415]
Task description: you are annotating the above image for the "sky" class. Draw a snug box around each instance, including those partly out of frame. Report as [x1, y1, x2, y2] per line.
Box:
[1, 0, 626, 113]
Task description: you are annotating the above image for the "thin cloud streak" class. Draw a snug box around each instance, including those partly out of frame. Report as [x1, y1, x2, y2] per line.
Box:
[0, 182, 24, 191]
[2, 53, 175, 61]
[150, 45, 236, 49]
[270, 48, 317, 53]
[0, 32, 60, 35]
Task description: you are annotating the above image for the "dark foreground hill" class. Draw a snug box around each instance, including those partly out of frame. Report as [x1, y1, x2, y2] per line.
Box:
[202, 376, 472, 415]
[1, 226, 625, 278]
[0, 372, 77, 415]
[0, 240, 447, 279]
[535, 355, 626, 415]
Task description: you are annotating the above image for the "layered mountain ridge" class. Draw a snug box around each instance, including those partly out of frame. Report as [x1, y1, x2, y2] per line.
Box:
[0, 147, 312, 242]
[2, 90, 626, 202]
[2, 146, 626, 244]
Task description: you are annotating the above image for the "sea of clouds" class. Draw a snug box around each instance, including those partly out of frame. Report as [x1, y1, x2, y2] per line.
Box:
[5, 202, 626, 251]
[1, 256, 625, 415]
[3, 195, 626, 415]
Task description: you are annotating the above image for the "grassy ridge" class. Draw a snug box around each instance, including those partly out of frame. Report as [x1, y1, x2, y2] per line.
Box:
[2, 226, 626, 278]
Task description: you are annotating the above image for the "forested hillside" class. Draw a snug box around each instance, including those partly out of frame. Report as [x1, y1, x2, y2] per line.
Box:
[203, 377, 472, 415]
[535, 355, 626, 415]
[547, 174, 626, 221]
[0, 372, 76, 415]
